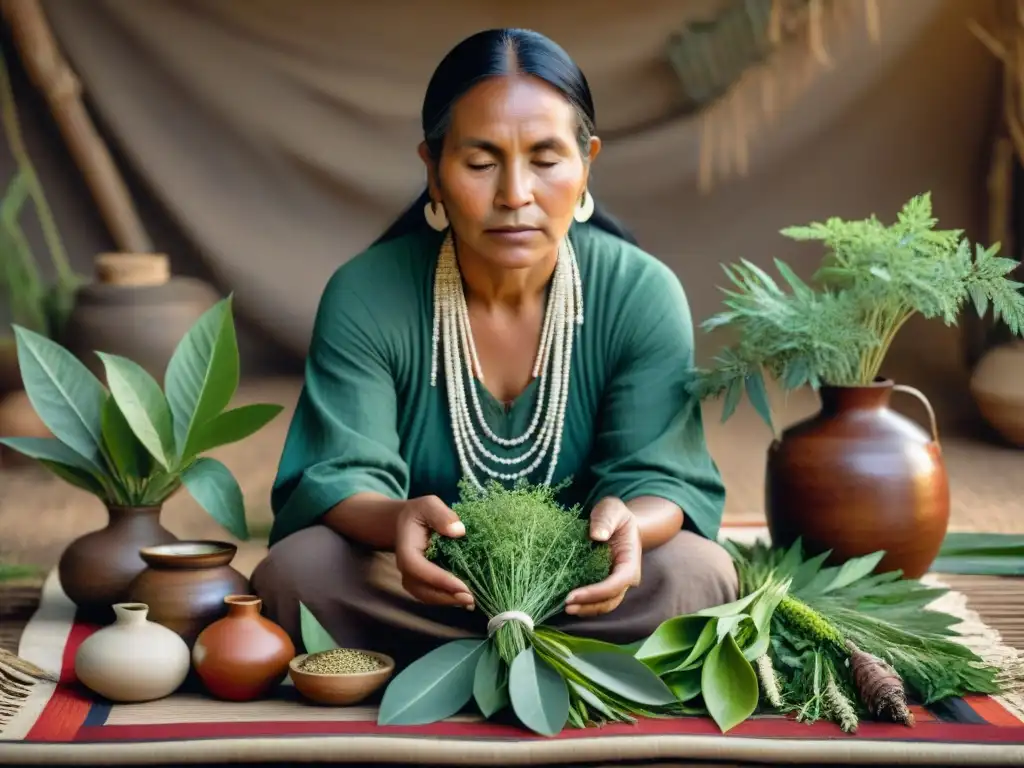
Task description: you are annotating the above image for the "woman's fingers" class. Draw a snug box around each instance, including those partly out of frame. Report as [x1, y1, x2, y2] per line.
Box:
[564, 593, 626, 618]
[394, 495, 472, 605]
[402, 577, 475, 608]
[564, 563, 635, 612]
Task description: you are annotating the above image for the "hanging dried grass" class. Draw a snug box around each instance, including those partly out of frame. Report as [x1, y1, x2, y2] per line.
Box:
[696, 0, 883, 192]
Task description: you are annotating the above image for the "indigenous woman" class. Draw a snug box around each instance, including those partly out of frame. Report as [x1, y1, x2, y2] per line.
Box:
[252, 28, 737, 661]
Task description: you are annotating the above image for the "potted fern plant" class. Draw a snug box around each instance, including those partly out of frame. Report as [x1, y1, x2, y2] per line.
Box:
[0, 296, 283, 620]
[691, 193, 1024, 578]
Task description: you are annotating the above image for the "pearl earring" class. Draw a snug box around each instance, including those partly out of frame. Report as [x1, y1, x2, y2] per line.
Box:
[573, 189, 594, 223]
[424, 200, 449, 231]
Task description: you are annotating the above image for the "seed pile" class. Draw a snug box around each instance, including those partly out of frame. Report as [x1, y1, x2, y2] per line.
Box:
[299, 649, 384, 675]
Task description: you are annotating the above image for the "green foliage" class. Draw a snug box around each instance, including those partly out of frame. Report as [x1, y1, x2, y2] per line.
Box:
[634, 537, 1011, 734]
[931, 532, 1024, 576]
[426, 479, 610, 663]
[0, 297, 283, 540]
[691, 193, 1024, 430]
[378, 480, 678, 736]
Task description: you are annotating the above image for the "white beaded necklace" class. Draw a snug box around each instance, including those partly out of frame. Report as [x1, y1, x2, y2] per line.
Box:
[430, 231, 583, 489]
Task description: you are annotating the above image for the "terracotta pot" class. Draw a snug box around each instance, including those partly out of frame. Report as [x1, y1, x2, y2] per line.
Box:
[58, 505, 179, 622]
[970, 339, 1024, 447]
[0, 390, 52, 467]
[126, 541, 250, 647]
[74, 603, 190, 702]
[192, 595, 295, 701]
[61, 252, 220, 382]
[765, 379, 949, 579]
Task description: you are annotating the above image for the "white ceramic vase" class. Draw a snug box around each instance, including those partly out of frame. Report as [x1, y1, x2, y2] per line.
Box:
[970, 339, 1024, 447]
[74, 602, 190, 702]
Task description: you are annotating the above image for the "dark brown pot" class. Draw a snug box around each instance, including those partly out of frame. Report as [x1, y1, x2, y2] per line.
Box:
[0, 340, 19, 396]
[765, 379, 949, 579]
[192, 595, 295, 702]
[126, 541, 250, 647]
[58, 505, 179, 622]
[60, 253, 220, 381]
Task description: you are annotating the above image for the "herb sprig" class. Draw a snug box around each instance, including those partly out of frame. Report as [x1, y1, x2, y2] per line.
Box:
[690, 193, 1024, 430]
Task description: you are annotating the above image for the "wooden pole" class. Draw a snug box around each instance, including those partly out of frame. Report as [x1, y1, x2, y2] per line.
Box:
[1, 0, 153, 253]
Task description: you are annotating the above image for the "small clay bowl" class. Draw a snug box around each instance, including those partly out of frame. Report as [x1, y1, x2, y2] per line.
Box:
[288, 651, 395, 706]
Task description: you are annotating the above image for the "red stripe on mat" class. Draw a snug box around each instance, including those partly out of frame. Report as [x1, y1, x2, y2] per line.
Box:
[72, 715, 1024, 744]
[964, 695, 1024, 728]
[25, 620, 98, 743]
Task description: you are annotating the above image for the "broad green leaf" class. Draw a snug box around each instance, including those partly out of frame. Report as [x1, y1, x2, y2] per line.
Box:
[696, 582, 767, 618]
[183, 403, 283, 459]
[701, 634, 759, 733]
[715, 614, 748, 641]
[40, 460, 107, 497]
[508, 647, 569, 737]
[744, 372, 773, 430]
[101, 394, 152, 480]
[377, 638, 486, 726]
[564, 651, 675, 707]
[819, 550, 885, 593]
[164, 297, 239, 457]
[663, 666, 702, 702]
[634, 615, 709, 671]
[930, 555, 1024, 576]
[180, 457, 249, 540]
[473, 641, 508, 718]
[669, 619, 719, 673]
[0, 436, 102, 474]
[741, 632, 771, 662]
[536, 628, 633, 658]
[789, 550, 832, 593]
[939, 532, 1024, 556]
[98, 352, 176, 470]
[299, 602, 338, 654]
[12, 325, 106, 464]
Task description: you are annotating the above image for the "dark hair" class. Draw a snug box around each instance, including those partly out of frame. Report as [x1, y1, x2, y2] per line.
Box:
[373, 28, 637, 246]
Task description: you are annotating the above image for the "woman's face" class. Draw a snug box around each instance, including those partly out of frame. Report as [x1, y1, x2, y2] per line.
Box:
[421, 74, 601, 271]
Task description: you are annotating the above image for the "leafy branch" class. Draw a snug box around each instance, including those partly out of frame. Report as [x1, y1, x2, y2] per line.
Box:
[690, 193, 1024, 430]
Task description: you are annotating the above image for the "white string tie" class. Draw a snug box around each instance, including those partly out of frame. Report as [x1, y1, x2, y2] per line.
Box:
[486, 610, 535, 637]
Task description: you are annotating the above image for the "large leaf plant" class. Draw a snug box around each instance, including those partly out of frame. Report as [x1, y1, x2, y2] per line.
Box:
[0, 296, 282, 540]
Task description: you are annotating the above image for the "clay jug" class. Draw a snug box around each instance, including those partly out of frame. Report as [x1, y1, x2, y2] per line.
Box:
[765, 379, 949, 579]
[61, 252, 220, 381]
[58, 505, 178, 622]
[192, 595, 295, 702]
[0, 339, 19, 395]
[74, 603, 191, 702]
[126, 541, 250, 647]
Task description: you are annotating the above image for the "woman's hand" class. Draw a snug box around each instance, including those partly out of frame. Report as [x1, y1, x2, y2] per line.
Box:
[394, 495, 476, 610]
[564, 497, 642, 617]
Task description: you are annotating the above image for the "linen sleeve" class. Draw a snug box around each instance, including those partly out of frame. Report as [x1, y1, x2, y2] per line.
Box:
[585, 264, 726, 541]
[268, 271, 409, 545]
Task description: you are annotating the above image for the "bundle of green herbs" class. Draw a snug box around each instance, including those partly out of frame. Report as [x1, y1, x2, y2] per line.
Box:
[377, 480, 678, 736]
[634, 539, 1015, 733]
[689, 193, 1024, 431]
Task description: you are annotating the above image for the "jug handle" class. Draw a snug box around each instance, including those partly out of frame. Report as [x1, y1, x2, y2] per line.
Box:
[892, 384, 940, 446]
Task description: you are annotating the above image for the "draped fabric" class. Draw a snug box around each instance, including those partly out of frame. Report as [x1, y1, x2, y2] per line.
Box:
[19, 0, 1001, 423]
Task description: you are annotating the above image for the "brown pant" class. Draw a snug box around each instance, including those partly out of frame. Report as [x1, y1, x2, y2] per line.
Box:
[251, 525, 738, 665]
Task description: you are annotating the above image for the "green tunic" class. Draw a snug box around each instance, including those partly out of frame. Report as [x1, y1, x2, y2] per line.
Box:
[269, 223, 725, 546]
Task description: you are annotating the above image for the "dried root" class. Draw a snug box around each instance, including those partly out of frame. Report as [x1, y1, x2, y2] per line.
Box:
[846, 640, 914, 727]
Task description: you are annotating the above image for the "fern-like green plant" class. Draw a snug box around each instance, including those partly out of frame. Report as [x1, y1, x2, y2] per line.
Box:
[691, 193, 1024, 431]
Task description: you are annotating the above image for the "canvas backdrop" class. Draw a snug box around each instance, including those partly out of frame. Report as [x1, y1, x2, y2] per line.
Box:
[6, 0, 1003, 425]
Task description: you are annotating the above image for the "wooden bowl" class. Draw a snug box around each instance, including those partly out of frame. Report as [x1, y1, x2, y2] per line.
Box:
[288, 651, 395, 706]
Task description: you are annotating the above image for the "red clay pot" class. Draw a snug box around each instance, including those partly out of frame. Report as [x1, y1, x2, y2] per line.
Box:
[765, 379, 949, 579]
[191, 595, 294, 701]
